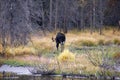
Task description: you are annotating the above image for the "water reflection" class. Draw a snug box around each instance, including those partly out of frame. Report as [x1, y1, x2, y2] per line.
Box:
[0, 75, 111, 80]
[18, 76, 74, 80]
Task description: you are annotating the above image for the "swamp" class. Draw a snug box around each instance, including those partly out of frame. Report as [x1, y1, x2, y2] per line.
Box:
[0, 0, 120, 80]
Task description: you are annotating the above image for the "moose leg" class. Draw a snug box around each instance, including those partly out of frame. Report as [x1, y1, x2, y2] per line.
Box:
[56, 43, 59, 50]
[61, 42, 64, 52]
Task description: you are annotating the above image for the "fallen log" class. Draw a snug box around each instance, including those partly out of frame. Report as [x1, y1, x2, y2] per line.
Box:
[29, 68, 55, 75]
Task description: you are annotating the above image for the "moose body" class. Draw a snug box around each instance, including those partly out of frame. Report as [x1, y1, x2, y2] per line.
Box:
[52, 32, 66, 51]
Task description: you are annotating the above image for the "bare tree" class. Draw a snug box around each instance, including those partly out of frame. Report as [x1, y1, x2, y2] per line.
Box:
[99, 0, 104, 35]
[79, 0, 87, 31]
[0, 0, 31, 56]
[49, 0, 53, 30]
[41, 1, 46, 35]
[54, 0, 58, 33]
[63, 0, 67, 33]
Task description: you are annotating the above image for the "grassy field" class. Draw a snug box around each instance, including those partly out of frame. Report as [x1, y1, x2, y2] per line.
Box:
[0, 28, 120, 74]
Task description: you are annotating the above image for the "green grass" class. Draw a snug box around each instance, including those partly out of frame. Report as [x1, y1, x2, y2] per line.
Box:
[0, 58, 31, 66]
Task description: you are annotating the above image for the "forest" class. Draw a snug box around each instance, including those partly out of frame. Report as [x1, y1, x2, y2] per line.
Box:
[0, 0, 120, 80]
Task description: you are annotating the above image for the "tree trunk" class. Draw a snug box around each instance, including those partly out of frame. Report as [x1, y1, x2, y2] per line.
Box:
[90, 10, 93, 34]
[93, 0, 96, 32]
[54, 0, 58, 33]
[49, 0, 53, 30]
[41, 1, 46, 35]
[63, 0, 67, 33]
[99, 0, 103, 35]
[80, 6, 84, 31]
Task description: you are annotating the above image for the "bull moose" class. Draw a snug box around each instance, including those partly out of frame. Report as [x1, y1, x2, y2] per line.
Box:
[52, 32, 66, 51]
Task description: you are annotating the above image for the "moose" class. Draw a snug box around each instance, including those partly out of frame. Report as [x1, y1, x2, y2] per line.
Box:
[52, 32, 66, 51]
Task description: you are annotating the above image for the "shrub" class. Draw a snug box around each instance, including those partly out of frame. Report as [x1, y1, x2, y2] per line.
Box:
[80, 40, 96, 46]
[104, 40, 112, 45]
[113, 39, 120, 45]
[58, 49, 75, 62]
[112, 52, 120, 60]
[98, 39, 105, 45]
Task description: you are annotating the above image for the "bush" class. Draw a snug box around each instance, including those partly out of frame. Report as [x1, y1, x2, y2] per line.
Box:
[113, 39, 120, 45]
[58, 49, 75, 62]
[104, 40, 112, 45]
[98, 39, 105, 45]
[112, 52, 120, 60]
[80, 40, 96, 46]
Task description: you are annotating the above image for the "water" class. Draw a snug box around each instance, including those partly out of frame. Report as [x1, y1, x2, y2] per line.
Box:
[0, 65, 33, 75]
[0, 65, 91, 80]
[0, 74, 114, 80]
[0, 75, 108, 80]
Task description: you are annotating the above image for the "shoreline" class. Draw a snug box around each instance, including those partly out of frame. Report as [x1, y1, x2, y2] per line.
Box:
[0, 65, 120, 80]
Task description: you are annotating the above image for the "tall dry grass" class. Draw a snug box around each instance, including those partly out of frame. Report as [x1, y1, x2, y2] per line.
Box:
[66, 29, 120, 47]
[0, 29, 120, 56]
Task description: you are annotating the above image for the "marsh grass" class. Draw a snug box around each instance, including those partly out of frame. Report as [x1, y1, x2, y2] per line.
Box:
[66, 29, 120, 47]
[80, 40, 96, 46]
[0, 47, 119, 74]
[0, 28, 120, 57]
[113, 38, 120, 45]
[98, 39, 105, 45]
[0, 29, 120, 74]
[55, 49, 100, 74]
[0, 46, 36, 58]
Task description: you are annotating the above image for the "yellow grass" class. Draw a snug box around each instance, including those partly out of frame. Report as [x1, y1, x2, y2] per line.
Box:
[66, 29, 120, 47]
[58, 49, 75, 62]
[0, 46, 36, 57]
[57, 53, 99, 73]
[0, 28, 119, 74]
[0, 28, 120, 56]
[75, 54, 99, 73]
